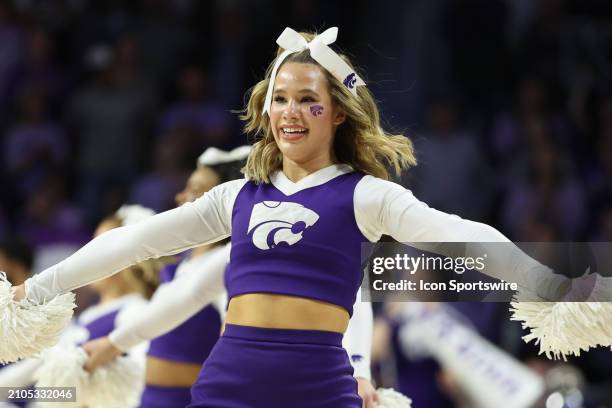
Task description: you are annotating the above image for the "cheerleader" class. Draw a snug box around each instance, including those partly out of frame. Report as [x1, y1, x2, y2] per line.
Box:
[82, 147, 378, 407]
[11, 27, 596, 407]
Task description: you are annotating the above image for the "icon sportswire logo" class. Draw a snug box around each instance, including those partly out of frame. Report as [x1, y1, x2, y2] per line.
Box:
[247, 201, 319, 250]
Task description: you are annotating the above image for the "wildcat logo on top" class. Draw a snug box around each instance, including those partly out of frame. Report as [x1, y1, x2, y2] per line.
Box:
[247, 202, 319, 250]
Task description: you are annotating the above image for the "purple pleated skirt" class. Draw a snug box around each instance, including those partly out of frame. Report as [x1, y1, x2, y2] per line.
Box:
[187, 324, 361, 408]
[139, 384, 192, 408]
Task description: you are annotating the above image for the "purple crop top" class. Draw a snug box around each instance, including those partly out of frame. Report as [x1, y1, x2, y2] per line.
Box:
[226, 172, 367, 315]
[147, 262, 222, 363]
[83, 309, 120, 341]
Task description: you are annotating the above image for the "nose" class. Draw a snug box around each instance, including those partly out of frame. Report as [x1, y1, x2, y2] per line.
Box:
[282, 99, 300, 119]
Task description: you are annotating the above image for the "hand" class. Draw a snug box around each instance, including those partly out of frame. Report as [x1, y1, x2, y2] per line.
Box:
[562, 272, 610, 301]
[12, 284, 26, 301]
[356, 377, 379, 408]
[82, 336, 123, 373]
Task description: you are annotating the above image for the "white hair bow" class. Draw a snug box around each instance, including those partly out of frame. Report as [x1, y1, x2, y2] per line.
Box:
[262, 27, 366, 115]
[116, 205, 155, 226]
[197, 145, 252, 167]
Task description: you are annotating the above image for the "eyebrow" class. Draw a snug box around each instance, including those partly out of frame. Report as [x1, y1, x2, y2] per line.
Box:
[273, 88, 320, 96]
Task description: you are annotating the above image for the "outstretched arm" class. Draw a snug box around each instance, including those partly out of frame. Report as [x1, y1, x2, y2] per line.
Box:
[0, 359, 42, 387]
[22, 180, 242, 303]
[355, 176, 568, 299]
[82, 244, 230, 372]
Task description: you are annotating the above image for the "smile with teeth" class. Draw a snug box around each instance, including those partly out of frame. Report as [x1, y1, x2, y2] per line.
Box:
[281, 127, 308, 134]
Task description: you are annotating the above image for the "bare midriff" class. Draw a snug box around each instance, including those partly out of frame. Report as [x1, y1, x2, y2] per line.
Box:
[225, 293, 350, 333]
[145, 294, 348, 386]
[146, 356, 202, 387]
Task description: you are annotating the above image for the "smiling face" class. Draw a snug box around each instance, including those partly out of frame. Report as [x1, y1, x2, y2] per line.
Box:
[270, 62, 346, 167]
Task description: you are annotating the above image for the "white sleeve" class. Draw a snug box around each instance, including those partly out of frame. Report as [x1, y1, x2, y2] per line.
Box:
[25, 180, 244, 304]
[0, 359, 41, 387]
[108, 244, 231, 351]
[113, 298, 151, 362]
[354, 176, 568, 298]
[342, 288, 373, 380]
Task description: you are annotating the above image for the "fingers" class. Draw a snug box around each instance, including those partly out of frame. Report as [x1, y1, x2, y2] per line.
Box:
[81, 342, 94, 355]
[81, 339, 105, 373]
[12, 284, 26, 301]
[372, 389, 380, 403]
[362, 392, 377, 408]
[81, 342, 96, 373]
[83, 358, 97, 374]
[356, 377, 378, 408]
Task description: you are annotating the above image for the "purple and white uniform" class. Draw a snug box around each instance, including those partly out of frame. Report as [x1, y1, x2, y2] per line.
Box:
[26, 164, 561, 407]
[77, 294, 148, 344]
[188, 170, 366, 407]
[147, 256, 224, 363]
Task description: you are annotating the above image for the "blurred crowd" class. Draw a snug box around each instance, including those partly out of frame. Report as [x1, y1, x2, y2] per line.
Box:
[1, 0, 611, 406]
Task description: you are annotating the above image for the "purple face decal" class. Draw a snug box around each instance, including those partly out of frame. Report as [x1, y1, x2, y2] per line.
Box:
[310, 105, 324, 117]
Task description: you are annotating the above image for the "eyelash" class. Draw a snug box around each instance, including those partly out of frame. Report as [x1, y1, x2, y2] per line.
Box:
[273, 96, 316, 103]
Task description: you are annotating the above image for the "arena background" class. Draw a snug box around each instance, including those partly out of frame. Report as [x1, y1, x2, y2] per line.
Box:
[0, 0, 611, 407]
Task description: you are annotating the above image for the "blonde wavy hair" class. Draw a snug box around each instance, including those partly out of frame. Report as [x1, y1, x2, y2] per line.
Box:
[241, 30, 417, 183]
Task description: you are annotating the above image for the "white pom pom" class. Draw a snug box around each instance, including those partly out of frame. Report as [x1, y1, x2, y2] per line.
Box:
[85, 353, 145, 408]
[376, 388, 412, 408]
[0, 272, 76, 364]
[34, 344, 145, 408]
[34, 344, 89, 407]
[510, 275, 612, 360]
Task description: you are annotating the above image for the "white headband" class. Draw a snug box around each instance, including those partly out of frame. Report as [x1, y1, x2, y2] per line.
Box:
[197, 145, 252, 168]
[262, 27, 366, 115]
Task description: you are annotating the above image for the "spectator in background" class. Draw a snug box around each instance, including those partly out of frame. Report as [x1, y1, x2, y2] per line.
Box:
[17, 174, 88, 272]
[129, 136, 190, 213]
[3, 87, 68, 199]
[500, 120, 586, 240]
[442, 0, 510, 114]
[489, 76, 574, 177]
[210, 4, 247, 110]
[158, 65, 232, 147]
[515, 0, 565, 89]
[412, 100, 491, 220]
[5, 25, 69, 118]
[134, 0, 193, 86]
[0, 2, 23, 125]
[587, 95, 612, 239]
[68, 36, 156, 224]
